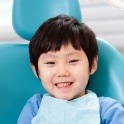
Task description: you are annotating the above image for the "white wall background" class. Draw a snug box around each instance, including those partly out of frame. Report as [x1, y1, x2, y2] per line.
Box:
[0, 0, 124, 55]
[79, 0, 124, 55]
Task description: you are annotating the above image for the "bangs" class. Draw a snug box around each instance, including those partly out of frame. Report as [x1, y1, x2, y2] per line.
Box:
[39, 23, 83, 54]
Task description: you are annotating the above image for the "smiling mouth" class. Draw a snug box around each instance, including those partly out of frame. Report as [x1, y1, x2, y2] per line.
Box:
[55, 82, 73, 88]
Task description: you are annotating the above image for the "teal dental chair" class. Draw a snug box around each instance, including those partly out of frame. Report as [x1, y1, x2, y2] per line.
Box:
[0, 0, 124, 124]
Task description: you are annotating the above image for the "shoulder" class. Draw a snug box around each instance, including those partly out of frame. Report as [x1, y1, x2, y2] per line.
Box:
[24, 93, 43, 115]
[98, 96, 122, 109]
[17, 93, 43, 124]
[27, 93, 43, 107]
[98, 97, 124, 124]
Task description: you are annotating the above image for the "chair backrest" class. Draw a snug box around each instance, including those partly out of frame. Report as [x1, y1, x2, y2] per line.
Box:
[89, 38, 124, 105]
[0, 43, 45, 123]
[0, 0, 124, 123]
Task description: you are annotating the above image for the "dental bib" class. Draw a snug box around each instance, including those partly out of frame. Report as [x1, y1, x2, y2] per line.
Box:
[31, 90, 100, 124]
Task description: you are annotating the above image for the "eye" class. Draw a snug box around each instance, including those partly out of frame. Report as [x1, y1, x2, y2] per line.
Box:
[45, 61, 55, 65]
[69, 59, 79, 64]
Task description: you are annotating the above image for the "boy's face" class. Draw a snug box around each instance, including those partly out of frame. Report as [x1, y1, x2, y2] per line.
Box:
[33, 44, 97, 100]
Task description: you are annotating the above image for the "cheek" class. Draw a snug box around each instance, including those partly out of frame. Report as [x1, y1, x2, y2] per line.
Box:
[38, 67, 55, 82]
[76, 71, 89, 82]
[38, 71, 52, 90]
[74, 62, 89, 74]
[39, 70, 50, 81]
[73, 65, 90, 82]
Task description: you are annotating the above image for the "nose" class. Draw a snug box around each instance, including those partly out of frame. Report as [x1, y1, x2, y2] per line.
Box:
[56, 64, 70, 77]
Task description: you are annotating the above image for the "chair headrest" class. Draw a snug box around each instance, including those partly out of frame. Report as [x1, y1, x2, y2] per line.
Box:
[12, 0, 82, 41]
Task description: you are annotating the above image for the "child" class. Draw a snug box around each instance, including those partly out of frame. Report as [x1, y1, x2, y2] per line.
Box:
[18, 15, 124, 124]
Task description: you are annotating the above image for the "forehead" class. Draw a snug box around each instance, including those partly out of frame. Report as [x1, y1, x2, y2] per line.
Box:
[40, 44, 86, 59]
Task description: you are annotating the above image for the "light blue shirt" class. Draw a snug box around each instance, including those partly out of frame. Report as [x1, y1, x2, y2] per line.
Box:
[18, 93, 124, 124]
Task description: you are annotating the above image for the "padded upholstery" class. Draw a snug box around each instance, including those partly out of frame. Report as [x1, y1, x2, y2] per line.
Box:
[12, 0, 82, 40]
[89, 38, 124, 106]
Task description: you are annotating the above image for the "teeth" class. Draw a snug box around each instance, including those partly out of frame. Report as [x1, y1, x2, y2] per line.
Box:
[56, 82, 71, 88]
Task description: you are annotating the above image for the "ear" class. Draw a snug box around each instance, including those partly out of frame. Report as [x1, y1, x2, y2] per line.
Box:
[90, 56, 98, 75]
[30, 63, 38, 78]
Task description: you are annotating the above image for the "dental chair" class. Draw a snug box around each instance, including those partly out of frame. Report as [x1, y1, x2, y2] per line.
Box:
[0, 0, 124, 123]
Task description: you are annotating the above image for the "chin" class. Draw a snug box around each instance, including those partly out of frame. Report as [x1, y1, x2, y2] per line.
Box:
[56, 95, 73, 101]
